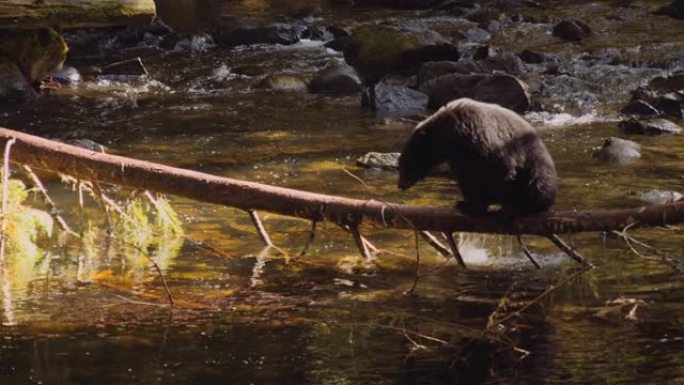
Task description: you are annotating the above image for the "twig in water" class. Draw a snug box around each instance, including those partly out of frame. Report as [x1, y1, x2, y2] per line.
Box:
[120, 241, 174, 308]
[93, 180, 114, 236]
[548, 233, 594, 267]
[491, 265, 593, 328]
[407, 231, 421, 294]
[20, 165, 77, 237]
[517, 234, 541, 269]
[298, 219, 318, 258]
[342, 168, 372, 191]
[444, 232, 467, 269]
[113, 294, 169, 307]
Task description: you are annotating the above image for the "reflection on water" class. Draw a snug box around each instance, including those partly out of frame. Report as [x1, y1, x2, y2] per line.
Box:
[1, 0, 684, 383]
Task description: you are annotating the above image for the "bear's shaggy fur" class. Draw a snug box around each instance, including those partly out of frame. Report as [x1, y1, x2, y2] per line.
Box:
[398, 98, 557, 216]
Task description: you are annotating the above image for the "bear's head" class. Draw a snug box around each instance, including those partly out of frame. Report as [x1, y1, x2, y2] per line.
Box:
[397, 116, 448, 190]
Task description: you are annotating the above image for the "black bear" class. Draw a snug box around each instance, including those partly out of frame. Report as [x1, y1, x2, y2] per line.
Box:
[397, 98, 557, 216]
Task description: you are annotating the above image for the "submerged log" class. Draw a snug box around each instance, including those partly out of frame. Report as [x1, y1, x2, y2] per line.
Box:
[0, 0, 156, 29]
[0, 126, 683, 236]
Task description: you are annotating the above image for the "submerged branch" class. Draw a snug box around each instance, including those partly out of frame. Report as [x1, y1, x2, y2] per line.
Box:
[1, 127, 684, 236]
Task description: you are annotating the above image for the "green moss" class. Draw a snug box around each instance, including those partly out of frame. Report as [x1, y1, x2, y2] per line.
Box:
[350, 26, 421, 68]
[0, 28, 67, 82]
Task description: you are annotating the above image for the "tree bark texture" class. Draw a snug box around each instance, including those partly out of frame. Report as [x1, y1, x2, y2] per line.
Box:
[1, 127, 683, 236]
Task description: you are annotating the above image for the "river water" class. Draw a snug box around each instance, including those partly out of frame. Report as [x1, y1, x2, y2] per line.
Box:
[0, 1, 683, 384]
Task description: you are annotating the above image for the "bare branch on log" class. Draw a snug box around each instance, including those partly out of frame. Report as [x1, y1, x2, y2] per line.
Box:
[1, 127, 684, 237]
[247, 210, 274, 248]
[517, 235, 541, 269]
[350, 225, 372, 261]
[444, 232, 467, 269]
[419, 231, 452, 259]
[298, 219, 318, 258]
[548, 234, 593, 267]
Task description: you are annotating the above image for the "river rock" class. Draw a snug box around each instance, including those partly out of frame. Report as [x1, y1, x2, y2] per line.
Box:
[365, 79, 429, 118]
[211, 16, 303, 47]
[629, 85, 684, 119]
[640, 189, 683, 204]
[49, 66, 82, 85]
[618, 118, 682, 135]
[352, 0, 449, 9]
[592, 137, 641, 164]
[303, 25, 335, 42]
[655, 0, 684, 19]
[416, 55, 526, 86]
[519, 49, 544, 64]
[620, 99, 659, 116]
[257, 74, 308, 92]
[343, 24, 459, 82]
[356, 152, 400, 169]
[552, 19, 592, 42]
[308, 63, 362, 95]
[419, 72, 530, 112]
[0, 60, 34, 101]
[648, 72, 684, 93]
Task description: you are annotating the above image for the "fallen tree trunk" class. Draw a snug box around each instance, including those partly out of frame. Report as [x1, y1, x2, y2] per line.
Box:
[1, 127, 683, 236]
[0, 0, 156, 29]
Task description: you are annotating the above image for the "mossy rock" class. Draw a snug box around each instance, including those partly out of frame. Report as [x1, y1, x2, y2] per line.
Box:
[343, 25, 459, 82]
[0, 28, 68, 83]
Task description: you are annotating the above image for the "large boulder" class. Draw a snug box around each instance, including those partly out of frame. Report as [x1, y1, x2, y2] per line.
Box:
[211, 16, 303, 47]
[308, 63, 362, 95]
[618, 118, 682, 135]
[419, 73, 530, 112]
[416, 55, 526, 85]
[343, 24, 459, 83]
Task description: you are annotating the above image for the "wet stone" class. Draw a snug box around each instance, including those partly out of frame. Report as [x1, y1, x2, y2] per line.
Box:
[620, 100, 659, 116]
[257, 74, 308, 92]
[592, 137, 641, 165]
[648, 72, 684, 93]
[356, 152, 400, 170]
[618, 118, 682, 135]
[419, 72, 530, 112]
[552, 19, 592, 42]
[640, 189, 683, 204]
[365, 79, 429, 118]
[519, 49, 544, 64]
[308, 63, 362, 95]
